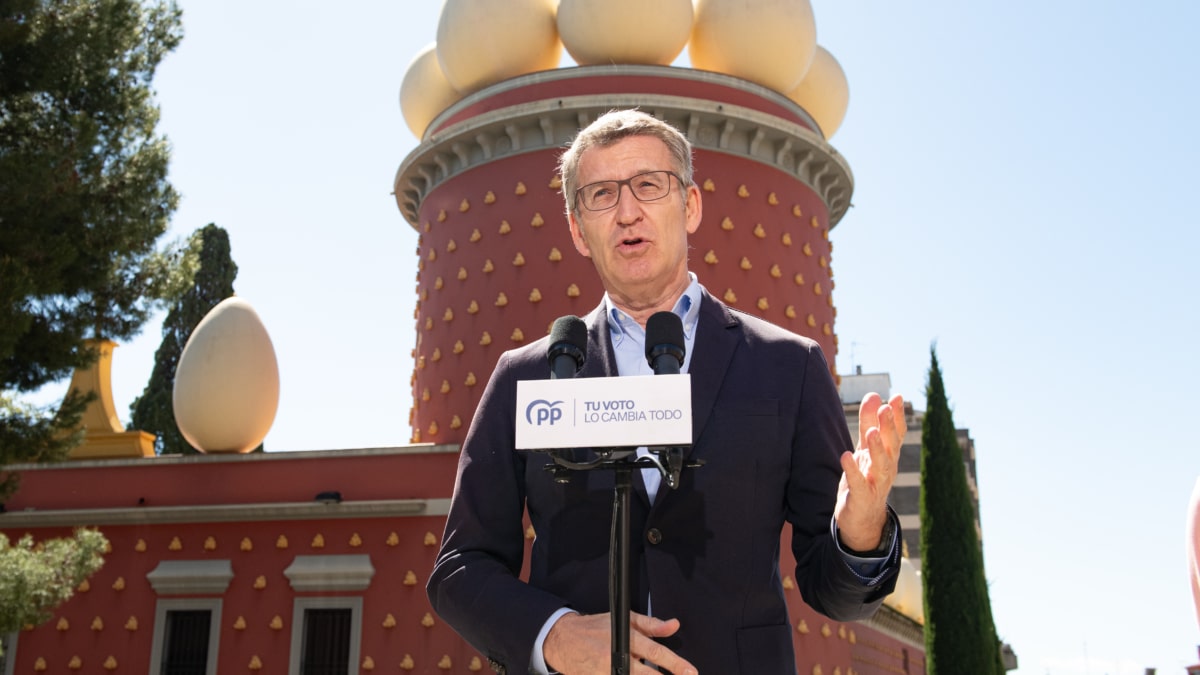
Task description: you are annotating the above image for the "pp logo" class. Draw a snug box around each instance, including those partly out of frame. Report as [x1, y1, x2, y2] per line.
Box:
[525, 399, 564, 426]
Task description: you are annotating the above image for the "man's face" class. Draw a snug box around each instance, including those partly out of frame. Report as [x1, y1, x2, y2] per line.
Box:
[568, 135, 702, 307]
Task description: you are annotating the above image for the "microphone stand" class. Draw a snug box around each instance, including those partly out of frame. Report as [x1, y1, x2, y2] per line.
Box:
[545, 446, 701, 675]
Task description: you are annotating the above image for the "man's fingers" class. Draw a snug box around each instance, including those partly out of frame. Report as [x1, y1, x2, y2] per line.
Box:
[858, 392, 882, 449]
[629, 619, 698, 675]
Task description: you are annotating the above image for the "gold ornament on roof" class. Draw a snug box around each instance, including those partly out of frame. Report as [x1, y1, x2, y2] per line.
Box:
[480, 332, 492, 346]
[423, 221, 431, 233]
[77, 579, 90, 592]
[511, 328, 525, 342]
[470, 228, 482, 243]
[525, 525, 536, 540]
[849, 629, 857, 644]
[782, 232, 793, 246]
[57, 618, 69, 631]
[432, 348, 442, 362]
[311, 534, 325, 548]
[240, 537, 253, 551]
[434, 276, 444, 290]
[112, 577, 125, 591]
[513, 252, 526, 266]
[721, 217, 734, 231]
[812, 666, 822, 675]
[702, 178, 715, 192]
[401, 655, 415, 670]
[450, 414, 462, 429]
[458, 267, 468, 280]
[797, 620, 809, 634]
[428, 248, 437, 262]
[567, 284, 581, 298]
[515, 181, 527, 195]
[819, 256, 828, 268]
[499, 220, 512, 235]
[276, 535, 288, 549]
[785, 306, 797, 318]
[428, 420, 439, 435]
[103, 540, 112, 553]
[548, 175, 562, 189]
[483, 259, 495, 273]
[753, 223, 766, 238]
[838, 625, 847, 639]
[768, 192, 779, 205]
[769, 264, 782, 278]
[168, 537, 182, 551]
[807, 314, 817, 328]
[793, 204, 804, 217]
[802, 243, 813, 256]
[421, 613, 436, 628]
[467, 300, 480, 314]
[782, 576, 795, 589]
[90, 617, 103, 631]
[422, 388, 431, 402]
[823, 323, 832, 335]
[739, 257, 752, 270]
[404, 571, 419, 586]
[420, 288, 428, 301]
[723, 289, 738, 303]
[757, 298, 769, 311]
[704, 250, 718, 264]
[794, 273, 805, 285]
[362, 656, 376, 671]
[548, 247, 563, 262]
[470, 657, 484, 671]
[484, 190, 496, 204]
[440, 380, 450, 394]
[811, 215, 820, 229]
[204, 536, 216, 551]
[737, 184, 750, 198]
[465, 372, 478, 386]
[124, 616, 138, 631]
[424, 318, 433, 331]
[459, 199, 470, 213]
[34, 658, 47, 671]
[814, 283, 823, 295]
[438, 655, 453, 670]
[349, 533, 362, 547]
[495, 292, 508, 307]
[68, 656, 82, 670]
[453, 340, 464, 354]
[249, 656, 263, 671]
[447, 239, 457, 252]
[234, 616, 247, 630]
[386, 532, 400, 546]
[424, 532, 438, 546]
[443, 308, 454, 322]
[437, 209, 447, 222]
[531, 213, 544, 227]
[383, 613, 397, 628]
[821, 623, 832, 637]
[529, 288, 542, 303]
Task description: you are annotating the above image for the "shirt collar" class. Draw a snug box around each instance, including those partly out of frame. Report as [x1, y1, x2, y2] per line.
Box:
[605, 273, 702, 346]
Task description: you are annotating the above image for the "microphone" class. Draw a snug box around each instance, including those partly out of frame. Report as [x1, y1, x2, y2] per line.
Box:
[548, 315, 587, 379]
[645, 311, 685, 375]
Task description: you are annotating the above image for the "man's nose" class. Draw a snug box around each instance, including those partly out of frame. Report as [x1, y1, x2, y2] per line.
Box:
[614, 183, 642, 223]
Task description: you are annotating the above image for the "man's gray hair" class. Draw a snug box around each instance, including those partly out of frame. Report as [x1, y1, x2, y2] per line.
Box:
[558, 110, 695, 215]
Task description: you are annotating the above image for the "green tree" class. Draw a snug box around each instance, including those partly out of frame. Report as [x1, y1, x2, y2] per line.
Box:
[0, 0, 183, 477]
[130, 224, 239, 454]
[919, 347, 1004, 674]
[0, 528, 107, 655]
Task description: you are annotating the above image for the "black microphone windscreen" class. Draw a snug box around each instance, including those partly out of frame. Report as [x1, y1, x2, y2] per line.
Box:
[550, 315, 587, 354]
[645, 311, 685, 366]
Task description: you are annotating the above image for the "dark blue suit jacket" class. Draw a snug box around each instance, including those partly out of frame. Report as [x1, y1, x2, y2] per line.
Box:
[428, 290, 900, 674]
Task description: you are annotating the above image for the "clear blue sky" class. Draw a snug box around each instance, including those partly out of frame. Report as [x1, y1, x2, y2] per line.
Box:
[74, 2, 1200, 672]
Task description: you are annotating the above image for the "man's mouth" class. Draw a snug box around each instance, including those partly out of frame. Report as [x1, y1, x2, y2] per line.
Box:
[619, 237, 646, 247]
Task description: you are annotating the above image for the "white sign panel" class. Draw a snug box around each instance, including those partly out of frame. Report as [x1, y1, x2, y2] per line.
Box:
[515, 374, 692, 450]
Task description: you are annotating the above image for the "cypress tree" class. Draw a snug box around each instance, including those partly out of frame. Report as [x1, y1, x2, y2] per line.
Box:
[130, 224, 237, 454]
[919, 347, 1004, 673]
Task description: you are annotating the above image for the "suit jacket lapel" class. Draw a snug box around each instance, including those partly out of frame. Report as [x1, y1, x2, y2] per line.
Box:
[687, 290, 741, 451]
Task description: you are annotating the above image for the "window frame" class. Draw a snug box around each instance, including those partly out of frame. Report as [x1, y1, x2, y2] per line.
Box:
[148, 598, 222, 675]
[288, 596, 363, 675]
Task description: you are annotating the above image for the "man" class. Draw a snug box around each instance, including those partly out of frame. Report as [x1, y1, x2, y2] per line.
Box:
[428, 110, 905, 674]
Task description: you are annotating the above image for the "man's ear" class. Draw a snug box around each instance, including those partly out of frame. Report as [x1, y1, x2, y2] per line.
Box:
[685, 184, 703, 235]
[568, 211, 592, 258]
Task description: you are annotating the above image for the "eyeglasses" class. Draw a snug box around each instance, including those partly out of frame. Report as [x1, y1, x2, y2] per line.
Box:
[574, 170, 683, 212]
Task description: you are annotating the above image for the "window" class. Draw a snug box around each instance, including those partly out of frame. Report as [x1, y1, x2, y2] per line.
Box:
[289, 597, 362, 675]
[150, 599, 222, 675]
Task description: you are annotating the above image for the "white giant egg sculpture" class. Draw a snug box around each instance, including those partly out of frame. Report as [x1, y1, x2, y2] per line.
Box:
[436, 0, 562, 95]
[786, 45, 849, 139]
[400, 42, 465, 139]
[173, 297, 280, 454]
[557, 0, 693, 66]
[689, 0, 817, 94]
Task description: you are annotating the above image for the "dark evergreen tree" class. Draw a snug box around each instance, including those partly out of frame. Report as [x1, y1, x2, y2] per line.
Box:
[0, 0, 183, 480]
[919, 347, 1004, 674]
[131, 224, 238, 455]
